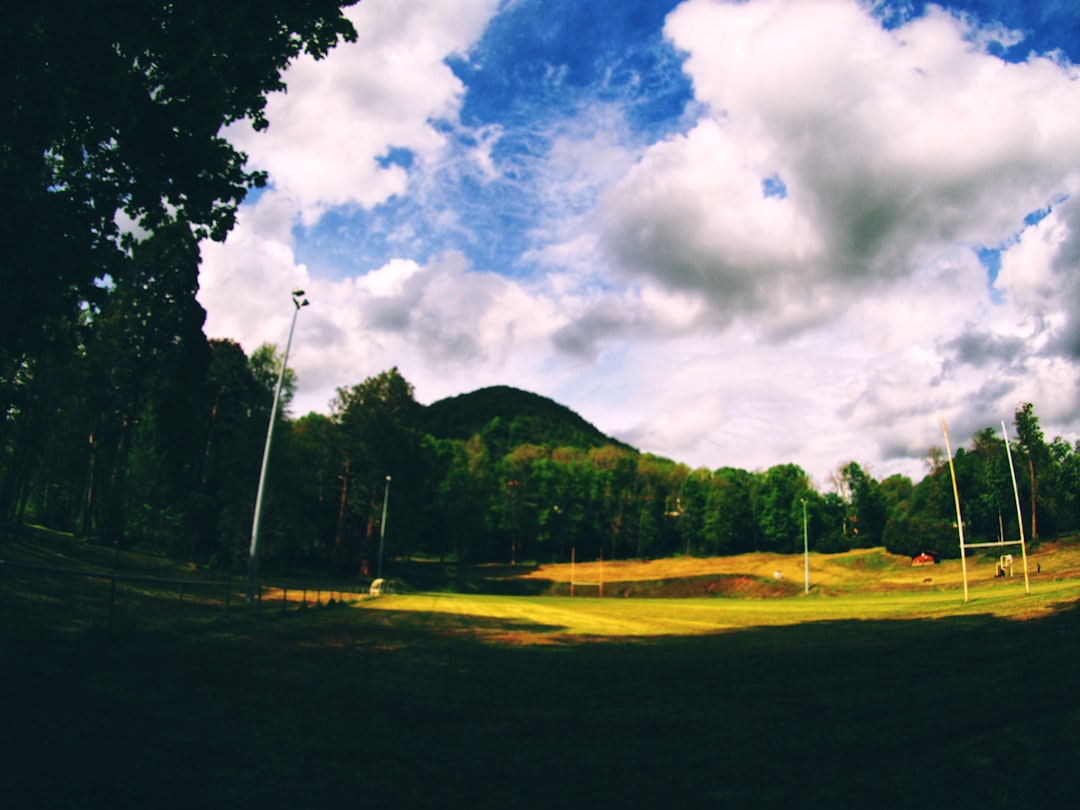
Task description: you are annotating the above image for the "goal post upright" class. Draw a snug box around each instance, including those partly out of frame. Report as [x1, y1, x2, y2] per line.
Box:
[1001, 421, 1031, 595]
[570, 546, 603, 598]
[941, 418, 970, 602]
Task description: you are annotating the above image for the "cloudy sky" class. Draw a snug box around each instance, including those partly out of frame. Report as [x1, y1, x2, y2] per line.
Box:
[197, 0, 1080, 486]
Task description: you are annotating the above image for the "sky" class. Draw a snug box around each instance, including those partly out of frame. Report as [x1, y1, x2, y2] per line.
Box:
[197, 0, 1080, 487]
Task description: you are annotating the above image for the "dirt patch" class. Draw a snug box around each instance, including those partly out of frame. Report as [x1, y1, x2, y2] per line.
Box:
[544, 573, 803, 599]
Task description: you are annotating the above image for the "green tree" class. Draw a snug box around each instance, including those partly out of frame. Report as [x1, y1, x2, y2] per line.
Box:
[841, 462, 888, 548]
[702, 467, 759, 555]
[678, 468, 712, 556]
[0, 316, 89, 532]
[1014, 402, 1048, 539]
[814, 491, 849, 553]
[272, 413, 340, 567]
[426, 435, 495, 563]
[2, 2, 356, 385]
[634, 455, 674, 559]
[195, 339, 267, 565]
[249, 343, 298, 416]
[331, 368, 425, 575]
[758, 464, 812, 554]
[588, 445, 640, 560]
[58, 222, 210, 548]
[2, 2, 359, 541]
[498, 443, 548, 563]
[1050, 437, 1080, 533]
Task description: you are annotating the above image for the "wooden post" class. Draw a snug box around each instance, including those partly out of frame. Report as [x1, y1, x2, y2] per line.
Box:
[570, 547, 575, 598]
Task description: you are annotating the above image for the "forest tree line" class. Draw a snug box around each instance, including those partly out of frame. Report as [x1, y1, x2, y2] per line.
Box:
[4, 323, 1079, 574]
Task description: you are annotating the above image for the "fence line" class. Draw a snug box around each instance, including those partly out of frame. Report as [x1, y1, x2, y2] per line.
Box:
[0, 558, 367, 631]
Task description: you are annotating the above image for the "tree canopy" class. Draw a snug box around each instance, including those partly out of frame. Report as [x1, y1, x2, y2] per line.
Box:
[1, 2, 358, 541]
[1, 1, 358, 393]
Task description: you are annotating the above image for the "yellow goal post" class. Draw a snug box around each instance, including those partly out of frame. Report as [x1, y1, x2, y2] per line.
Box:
[941, 418, 1030, 602]
[570, 547, 604, 598]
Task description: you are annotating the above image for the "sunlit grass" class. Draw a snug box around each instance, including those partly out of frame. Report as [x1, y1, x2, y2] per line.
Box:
[361, 574, 1080, 643]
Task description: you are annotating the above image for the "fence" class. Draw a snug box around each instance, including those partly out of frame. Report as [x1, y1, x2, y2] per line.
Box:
[0, 557, 367, 633]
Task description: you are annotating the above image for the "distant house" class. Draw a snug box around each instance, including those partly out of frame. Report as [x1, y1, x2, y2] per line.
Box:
[911, 552, 937, 567]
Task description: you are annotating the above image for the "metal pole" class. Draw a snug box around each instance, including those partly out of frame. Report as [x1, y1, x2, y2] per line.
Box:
[247, 290, 308, 600]
[378, 475, 391, 578]
[802, 498, 809, 594]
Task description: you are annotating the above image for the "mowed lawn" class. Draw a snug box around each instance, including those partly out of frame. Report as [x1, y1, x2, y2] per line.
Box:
[363, 577, 1080, 641]
[2, 537, 1079, 808]
[368, 540, 1080, 640]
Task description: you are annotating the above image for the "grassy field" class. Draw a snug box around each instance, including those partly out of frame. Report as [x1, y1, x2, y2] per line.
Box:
[2, 530, 1079, 808]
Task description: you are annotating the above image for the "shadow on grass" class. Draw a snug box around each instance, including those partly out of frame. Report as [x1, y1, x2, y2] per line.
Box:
[363, 606, 570, 640]
[2, 598, 1078, 809]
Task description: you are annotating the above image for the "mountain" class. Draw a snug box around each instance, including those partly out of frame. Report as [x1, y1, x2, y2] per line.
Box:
[421, 385, 632, 453]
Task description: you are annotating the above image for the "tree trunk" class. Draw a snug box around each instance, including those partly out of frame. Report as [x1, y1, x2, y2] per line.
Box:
[332, 458, 350, 575]
[1028, 457, 1037, 539]
[80, 431, 97, 537]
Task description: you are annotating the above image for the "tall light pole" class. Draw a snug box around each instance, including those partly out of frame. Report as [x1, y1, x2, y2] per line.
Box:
[247, 289, 308, 600]
[378, 475, 391, 578]
[801, 497, 809, 594]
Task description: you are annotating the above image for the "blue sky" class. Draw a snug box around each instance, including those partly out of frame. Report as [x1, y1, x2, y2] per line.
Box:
[199, 0, 1080, 484]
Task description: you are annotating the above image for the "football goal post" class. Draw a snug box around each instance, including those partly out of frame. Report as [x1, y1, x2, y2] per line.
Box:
[570, 547, 604, 598]
[941, 418, 1030, 602]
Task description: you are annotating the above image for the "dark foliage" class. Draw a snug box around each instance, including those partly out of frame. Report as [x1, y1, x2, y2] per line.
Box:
[421, 385, 631, 455]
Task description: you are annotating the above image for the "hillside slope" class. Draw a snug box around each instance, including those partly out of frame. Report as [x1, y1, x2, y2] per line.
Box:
[421, 385, 632, 452]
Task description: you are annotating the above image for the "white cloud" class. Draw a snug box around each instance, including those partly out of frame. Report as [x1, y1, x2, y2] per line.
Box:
[197, 191, 312, 352]
[199, 0, 1080, 484]
[224, 0, 501, 225]
[596, 0, 1080, 336]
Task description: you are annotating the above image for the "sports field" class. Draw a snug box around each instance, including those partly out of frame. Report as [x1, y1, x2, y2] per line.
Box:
[2, 534, 1078, 808]
[364, 542, 1080, 641]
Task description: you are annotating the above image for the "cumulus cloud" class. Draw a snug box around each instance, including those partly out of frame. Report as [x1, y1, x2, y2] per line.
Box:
[202, 198, 590, 415]
[199, 0, 1080, 483]
[598, 0, 1080, 337]
[224, 0, 501, 225]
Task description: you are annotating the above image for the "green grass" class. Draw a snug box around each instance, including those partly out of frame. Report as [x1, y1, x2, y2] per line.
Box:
[361, 576, 1080, 641]
[2, 531, 1079, 808]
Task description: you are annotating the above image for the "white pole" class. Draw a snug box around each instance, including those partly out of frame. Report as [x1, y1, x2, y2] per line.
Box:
[247, 290, 308, 600]
[378, 475, 391, 578]
[1001, 421, 1031, 595]
[802, 498, 809, 594]
[941, 418, 969, 603]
